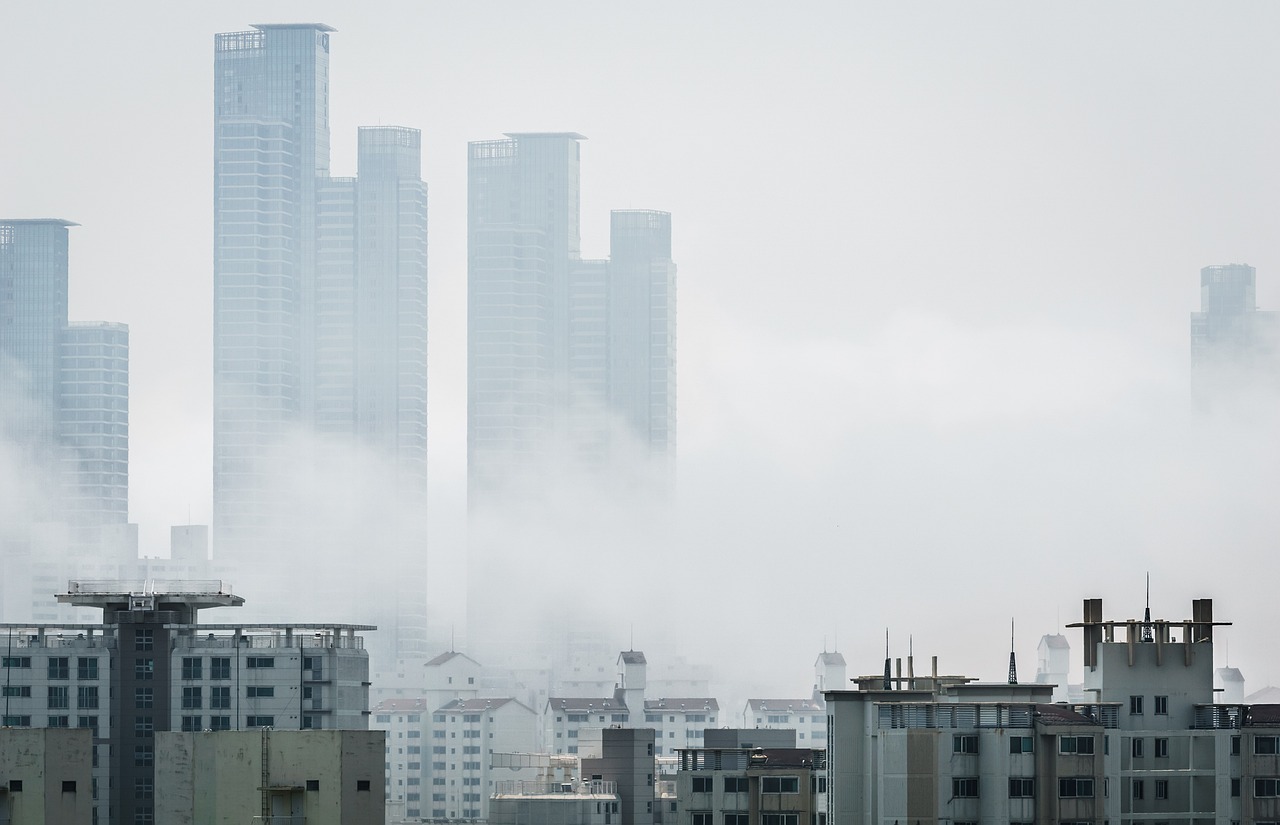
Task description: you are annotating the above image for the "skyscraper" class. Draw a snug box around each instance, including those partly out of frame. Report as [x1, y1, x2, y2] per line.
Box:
[1190, 263, 1279, 406]
[213, 25, 429, 662]
[1, 221, 132, 624]
[466, 134, 676, 497]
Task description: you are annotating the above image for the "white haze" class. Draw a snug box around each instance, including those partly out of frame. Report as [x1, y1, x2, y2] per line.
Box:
[2, 1, 1280, 700]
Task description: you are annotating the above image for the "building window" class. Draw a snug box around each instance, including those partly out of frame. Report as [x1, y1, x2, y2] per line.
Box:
[1233, 736, 1242, 755]
[77, 686, 99, 709]
[1010, 736, 1033, 754]
[1256, 778, 1280, 798]
[62, 780, 77, 793]
[761, 817, 798, 825]
[952, 778, 979, 798]
[1155, 737, 1169, 758]
[1133, 780, 1145, 800]
[1232, 778, 1241, 797]
[1009, 778, 1034, 798]
[306, 780, 320, 791]
[692, 813, 713, 825]
[725, 815, 750, 825]
[134, 745, 153, 767]
[246, 686, 274, 698]
[181, 716, 202, 732]
[134, 777, 153, 799]
[1156, 779, 1168, 800]
[183, 687, 203, 709]
[692, 776, 713, 793]
[1256, 737, 1280, 755]
[1059, 735, 1094, 754]
[1, 686, 30, 697]
[246, 657, 274, 668]
[1130, 695, 1143, 715]
[135, 717, 154, 738]
[358, 780, 371, 791]
[48, 686, 69, 709]
[1, 716, 30, 727]
[1132, 738, 1144, 758]
[210, 657, 231, 680]
[1154, 695, 1168, 715]
[247, 716, 274, 727]
[135, 629, 154, 651]
[761, 776, 800, 794]
[210, 716, 231, 731]
[135, 688, 154, 709]
[48, 715, 69, 727]
[1, 657, 31, 668]
[724, 777, 749, 793]
[182, 658, 202, 680]
[77, 658, 98, 680]
[953, 734, 979, 754]
[78, 716, 98, 735]
[135, 659, 154, 680]
[211, 687, 230, 709]
[1059, 778, 1094, 798]
[48, 657, 69, 679]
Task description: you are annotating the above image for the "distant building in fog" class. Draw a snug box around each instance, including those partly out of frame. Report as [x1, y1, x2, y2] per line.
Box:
[0, 220, 132, 624]
[212, 24, 428, 664]
[1190, 263, 1279, 406]
[466, 133, 677, 498]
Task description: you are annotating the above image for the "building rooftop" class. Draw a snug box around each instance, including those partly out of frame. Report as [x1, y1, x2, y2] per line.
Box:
[438, 697, 526, 713]
[644, 698, 719, 712]
[746, 698, 823, 713]
[0, 218, 79, 226]
[816, 651, 847, 666]
[619, 650, 647, 665]
[503, 132, 587, 140]
[250, 23, 336, 32]
[547, 697, 627, 712]
[373, 698, 430, 713]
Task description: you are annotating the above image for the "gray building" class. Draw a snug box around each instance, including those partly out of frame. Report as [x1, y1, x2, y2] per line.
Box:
[1190, 263, 1279, 406]
[466, 134, 677, 498]
[213, 24, 428, 662]
[0, 727, 94, 824]
[0, 580, 372, 825]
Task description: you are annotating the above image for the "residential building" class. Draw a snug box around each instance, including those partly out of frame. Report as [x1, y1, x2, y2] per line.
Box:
[824, 595, 1280, 824]
[644, 699, 721, 755]
[0, 220, 132, 623]
[466, 133, 676, 499]
[676, 747, 826, 825]
[0, 727, 93, 825]
[490, 779, 620, 825]
[431, 697, 538, 820]
[213, 26, 428, 664]
[742, 699, 826, 746]
[1190, 263, 1280, 406]
[372, 697, 429, 819]
[154, 728, 384, 824]
[580, 727, 658, 825]
[0, 580, 372, 825]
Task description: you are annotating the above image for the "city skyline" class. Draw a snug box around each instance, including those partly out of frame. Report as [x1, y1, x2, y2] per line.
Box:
[3, 3, 1280, 696]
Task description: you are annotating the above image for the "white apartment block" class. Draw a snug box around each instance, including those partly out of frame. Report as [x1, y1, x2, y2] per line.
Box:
[430, 697, 538, 820]
[371, 697, 429, 819]
[743, 699, 827, 746]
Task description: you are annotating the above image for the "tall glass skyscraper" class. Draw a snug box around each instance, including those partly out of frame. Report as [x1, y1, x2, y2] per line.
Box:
[1190, 263, 1280, 407]
[466, 134, 677, 497]
[213, 25, 429, 661]
[0, 220, 130, 556]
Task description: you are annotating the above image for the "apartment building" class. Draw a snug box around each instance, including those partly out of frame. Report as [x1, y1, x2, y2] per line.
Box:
[824, 596, 1280, 824]
[372, 697, 429, 818]
[675, 746, 826, 825]
[431, 697, 538, 820]
[0, 580, 371, 825]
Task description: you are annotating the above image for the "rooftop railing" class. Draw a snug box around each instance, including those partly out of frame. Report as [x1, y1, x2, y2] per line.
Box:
[493, 780, 617, 796]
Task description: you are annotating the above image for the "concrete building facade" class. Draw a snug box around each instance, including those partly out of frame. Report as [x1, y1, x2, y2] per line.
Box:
[154, 728, 384, 824]
[0, 580, 372, 825]
[0, 727, 93, 825]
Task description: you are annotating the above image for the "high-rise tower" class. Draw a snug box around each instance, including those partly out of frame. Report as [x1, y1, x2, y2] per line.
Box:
[466, 135, 676, 498]
[1190, 263, 1279, 406]
[213, 25, 429, 664]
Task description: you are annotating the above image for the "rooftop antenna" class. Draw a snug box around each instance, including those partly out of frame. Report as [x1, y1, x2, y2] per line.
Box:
[450, 625, 455, 653]
[882, 629, 891, 690]
[1007, 618, 1018, 685]
[1142, 572, 1153, 643]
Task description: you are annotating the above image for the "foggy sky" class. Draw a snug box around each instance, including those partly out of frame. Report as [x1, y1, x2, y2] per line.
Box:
[2, 1, 1279, 698]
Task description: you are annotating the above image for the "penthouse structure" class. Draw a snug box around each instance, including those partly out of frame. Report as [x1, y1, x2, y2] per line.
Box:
[0, 580, 372, 825]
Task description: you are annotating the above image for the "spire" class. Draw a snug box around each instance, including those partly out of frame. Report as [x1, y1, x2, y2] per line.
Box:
[1007, 618, 1018, 685]
[1142, 573, 1153, 643]
[883, 629, 892, 690]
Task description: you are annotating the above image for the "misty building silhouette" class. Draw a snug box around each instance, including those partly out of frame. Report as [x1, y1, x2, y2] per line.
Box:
[467, 134, 676, 498]
[0, 220, 131, 565]
[1190, 263, 1280, 406]
[213, 25, 428, 661]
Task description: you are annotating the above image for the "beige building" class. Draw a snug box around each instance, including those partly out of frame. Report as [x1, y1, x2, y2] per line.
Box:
[0, 727, 93, 825]
[154, 728, 385, 824]
[676, 746, 826, 825]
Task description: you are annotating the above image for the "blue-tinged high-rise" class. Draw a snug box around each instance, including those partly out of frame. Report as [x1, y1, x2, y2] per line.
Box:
[213, 25, 429, 663]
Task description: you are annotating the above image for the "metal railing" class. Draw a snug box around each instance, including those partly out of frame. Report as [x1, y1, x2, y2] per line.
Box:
[493, 780, 617, 796]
